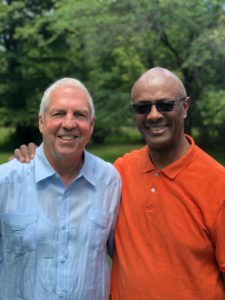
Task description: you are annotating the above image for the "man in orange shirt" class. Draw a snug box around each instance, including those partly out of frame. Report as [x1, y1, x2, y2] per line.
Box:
[12, 68, 225, 299]
[111, 67, 225, 300]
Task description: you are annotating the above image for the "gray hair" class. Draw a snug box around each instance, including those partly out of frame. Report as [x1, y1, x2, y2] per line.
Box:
[39, 78, 95, 118]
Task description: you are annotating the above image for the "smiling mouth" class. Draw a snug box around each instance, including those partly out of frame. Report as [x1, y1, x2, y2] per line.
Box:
[59, 135, 79, 140]
[145, 124, 168, 134]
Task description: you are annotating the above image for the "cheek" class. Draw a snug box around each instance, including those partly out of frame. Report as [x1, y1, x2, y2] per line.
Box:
[85, 125, 94, 137]
[135, 115, 144, 125]
[78, 120, 94, 134]
[40, 120, 60, 135]
[171, 113, 184, 130]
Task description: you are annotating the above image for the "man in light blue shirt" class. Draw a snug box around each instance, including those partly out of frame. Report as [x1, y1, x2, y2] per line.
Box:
[0, 78, 121, 300]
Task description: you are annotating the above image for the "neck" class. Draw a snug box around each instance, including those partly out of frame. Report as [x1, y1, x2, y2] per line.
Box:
[48, 154, 84, 186]
[56, 158, 83, 186]
[149, 135, 190, 169]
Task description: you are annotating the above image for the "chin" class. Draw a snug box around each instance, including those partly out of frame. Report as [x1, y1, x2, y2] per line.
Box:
[145, 136, 172, 151]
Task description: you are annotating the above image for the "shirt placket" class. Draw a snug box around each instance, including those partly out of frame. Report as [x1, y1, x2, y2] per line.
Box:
[57, 189, 69, 299]
[145, 170, 161, 212]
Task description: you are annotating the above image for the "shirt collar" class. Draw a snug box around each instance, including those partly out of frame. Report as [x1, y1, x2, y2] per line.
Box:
[76, 151, 96, 187]
[142, 135, 196, 179]
[34, 144, 56, 183]
[34, 144, 96, 187]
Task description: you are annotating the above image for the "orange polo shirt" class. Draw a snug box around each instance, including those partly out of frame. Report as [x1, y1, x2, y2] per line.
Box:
[111, 135, 225, 300]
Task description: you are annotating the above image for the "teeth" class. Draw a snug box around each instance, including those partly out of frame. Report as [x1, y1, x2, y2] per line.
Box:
[150, 127, 164, 130]
[61, 136, 75, 140]
[147, 126, 163, 129]
[147, 124, 167, 129]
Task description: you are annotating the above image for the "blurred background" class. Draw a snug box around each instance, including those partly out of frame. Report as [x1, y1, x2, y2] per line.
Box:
[0, 0, 224, 164]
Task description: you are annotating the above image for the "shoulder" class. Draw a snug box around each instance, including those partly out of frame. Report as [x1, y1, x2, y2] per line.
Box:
[190, 146, 225, 192]
[195, 146, 225, 176]
[85, 151, 121, 183]
[0, 159, 34, 184]
[185, 135, 225, 177]
[114, 145, 147, 168]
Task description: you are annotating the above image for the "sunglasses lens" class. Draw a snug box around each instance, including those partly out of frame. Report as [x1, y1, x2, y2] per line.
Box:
[132, 103, 151, 114]
[132, 100, 179, 114]
[156, 102, 174, 112]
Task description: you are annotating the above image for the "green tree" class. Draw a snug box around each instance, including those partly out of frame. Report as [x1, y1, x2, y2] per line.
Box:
[0, 0, 56, 144]
[196, 90, 225, 146]
[54, 0, 225, 141]
[0, 0, 224, 145]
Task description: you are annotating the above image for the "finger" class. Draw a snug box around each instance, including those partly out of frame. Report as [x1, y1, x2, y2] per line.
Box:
[8, 155, 15, 162]
[14, 148, 26, 162]
[27, 143, 37, 159]
[20, 144, 32, 162]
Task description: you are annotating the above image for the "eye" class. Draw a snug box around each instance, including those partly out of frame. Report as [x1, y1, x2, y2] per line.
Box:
[156, 101, 176, 112]
[74, 111, 88, 119]
[132, 103, 151, 114]
[51, 111, 65, 117]
[157, 102, 174, 110]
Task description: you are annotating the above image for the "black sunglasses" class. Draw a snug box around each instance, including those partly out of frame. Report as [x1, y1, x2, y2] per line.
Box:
[132, 98, 186, 114]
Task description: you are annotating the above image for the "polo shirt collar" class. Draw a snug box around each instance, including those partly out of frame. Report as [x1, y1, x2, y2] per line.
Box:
[142, 135, 196, 179]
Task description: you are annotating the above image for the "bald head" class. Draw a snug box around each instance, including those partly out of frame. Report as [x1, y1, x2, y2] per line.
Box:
[131, 67, 187, 102]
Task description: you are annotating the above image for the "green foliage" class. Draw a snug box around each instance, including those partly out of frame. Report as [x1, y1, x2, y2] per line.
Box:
[1, 144, 225, 165]
[196, 90, 225, 146]
[0, 0, 224, 145]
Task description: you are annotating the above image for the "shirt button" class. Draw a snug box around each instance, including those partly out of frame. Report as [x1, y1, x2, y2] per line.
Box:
[62, 225, 66, 230]
[59, 292, 64, 297]
[154, 172, 159, 176]
[60, 258, 66, 263]
[151, 187, 156, 193]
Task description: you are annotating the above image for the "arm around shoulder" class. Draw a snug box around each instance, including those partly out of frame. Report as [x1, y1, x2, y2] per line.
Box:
[13, 143, 38, 163]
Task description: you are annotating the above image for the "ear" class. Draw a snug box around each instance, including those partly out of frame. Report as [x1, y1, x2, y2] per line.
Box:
[183, 97, 191, 119]
[38, 113, 44, 134]
[90, 116, 96, 135]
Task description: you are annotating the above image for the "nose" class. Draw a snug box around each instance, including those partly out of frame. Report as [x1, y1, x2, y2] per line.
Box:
[146, 104, 163, 121]
[62, 117, 77, 130]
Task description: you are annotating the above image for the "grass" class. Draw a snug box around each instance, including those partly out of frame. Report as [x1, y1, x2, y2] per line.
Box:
[86, 143, 144, 163]
[1, 143, 225, 165]
[0, 143, 144, 165]
[0, 126, 224, 165]
[0, 152, 13, 164]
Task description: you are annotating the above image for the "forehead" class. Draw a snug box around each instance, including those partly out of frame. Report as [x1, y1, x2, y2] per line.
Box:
[48, 86, 90, 110]
[132, 73, 182, 101]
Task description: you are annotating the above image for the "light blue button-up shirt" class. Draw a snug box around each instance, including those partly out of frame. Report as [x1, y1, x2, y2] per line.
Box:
[0, 145, 121, 300]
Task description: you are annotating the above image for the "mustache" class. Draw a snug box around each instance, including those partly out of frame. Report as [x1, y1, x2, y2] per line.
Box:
[145, 119, 167, 126]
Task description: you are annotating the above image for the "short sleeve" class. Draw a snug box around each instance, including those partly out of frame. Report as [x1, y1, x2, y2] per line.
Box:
[215, 202, 225, 272]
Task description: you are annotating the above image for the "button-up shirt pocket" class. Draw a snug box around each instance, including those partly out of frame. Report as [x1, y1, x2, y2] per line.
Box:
[87, 210, 113, 251]
[1, 213, 38, 254]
